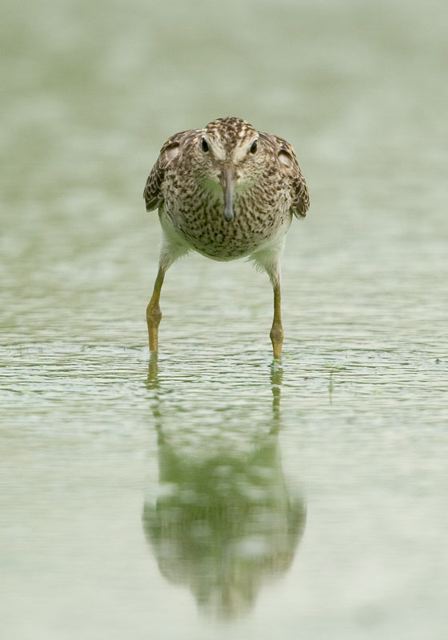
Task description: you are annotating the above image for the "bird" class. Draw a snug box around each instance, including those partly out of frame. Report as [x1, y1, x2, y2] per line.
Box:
[143, 116, 310, 360]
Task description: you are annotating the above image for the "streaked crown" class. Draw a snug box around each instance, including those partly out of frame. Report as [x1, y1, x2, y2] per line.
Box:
[203, 117, 258, 161]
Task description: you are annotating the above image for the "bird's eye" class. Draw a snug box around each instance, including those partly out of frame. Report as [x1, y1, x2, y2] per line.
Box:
[250, 140, 258, 154]
[201, 138, 209, 152]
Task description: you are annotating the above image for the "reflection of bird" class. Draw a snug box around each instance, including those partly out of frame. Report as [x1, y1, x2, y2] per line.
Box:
[144, 116, 310, 359]
[143, 433, 306, 620]
[142, 362, 306, 620]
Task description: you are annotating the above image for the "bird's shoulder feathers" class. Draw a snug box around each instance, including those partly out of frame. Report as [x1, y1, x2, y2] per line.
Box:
[143, 129, 199, 211]
[261, 133, 310, 218]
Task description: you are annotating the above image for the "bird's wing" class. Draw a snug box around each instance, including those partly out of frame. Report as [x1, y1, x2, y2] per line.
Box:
[266, 134, 310, 218]
[143, 130, 192, 212]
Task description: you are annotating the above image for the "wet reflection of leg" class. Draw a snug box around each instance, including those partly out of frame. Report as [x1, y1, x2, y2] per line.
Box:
[270, 361, 283, 432]
[146, 352, 159, 390]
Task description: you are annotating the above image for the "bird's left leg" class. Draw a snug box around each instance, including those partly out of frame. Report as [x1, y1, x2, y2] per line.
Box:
[251, 242, 284, 361]
[270, 276, 284, 360]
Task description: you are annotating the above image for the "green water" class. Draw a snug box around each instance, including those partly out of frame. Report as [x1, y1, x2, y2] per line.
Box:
[1, 0, 447, 638]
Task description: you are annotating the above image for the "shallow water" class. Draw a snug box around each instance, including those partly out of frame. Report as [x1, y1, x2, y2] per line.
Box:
[1, 0, 447, 638]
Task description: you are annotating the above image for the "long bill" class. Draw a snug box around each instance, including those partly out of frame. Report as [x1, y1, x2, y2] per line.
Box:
[221, 165, 236, 222]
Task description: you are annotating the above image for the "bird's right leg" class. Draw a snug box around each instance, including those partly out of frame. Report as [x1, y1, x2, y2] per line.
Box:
[146, 239, 188, 354]
[147, 266, 165, 353]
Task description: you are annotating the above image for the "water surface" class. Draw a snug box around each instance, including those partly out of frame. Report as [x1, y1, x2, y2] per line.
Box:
[1, 1, 447, 638]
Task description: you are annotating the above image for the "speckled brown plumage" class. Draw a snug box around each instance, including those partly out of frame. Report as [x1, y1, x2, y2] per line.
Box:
[144, 116, 309, 261]
[143, 116, 310, 359]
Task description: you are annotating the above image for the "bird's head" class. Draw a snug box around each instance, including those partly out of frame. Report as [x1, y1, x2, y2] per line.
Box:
[195, 117, 266, 222]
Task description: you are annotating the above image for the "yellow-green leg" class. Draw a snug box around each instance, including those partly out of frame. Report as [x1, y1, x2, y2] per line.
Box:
[270, 280, 284, 360]
[146, 267, 165, 353]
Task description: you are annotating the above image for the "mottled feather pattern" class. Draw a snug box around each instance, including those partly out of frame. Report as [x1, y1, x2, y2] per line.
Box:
[143, 117, 309, 260]
[144, 130, 194, 211]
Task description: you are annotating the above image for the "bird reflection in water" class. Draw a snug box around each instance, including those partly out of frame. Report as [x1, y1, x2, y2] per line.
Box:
[143, 356, 306, 620]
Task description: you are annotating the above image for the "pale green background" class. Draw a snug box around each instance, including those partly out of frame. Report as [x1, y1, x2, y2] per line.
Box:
[1, 0, 447, 638]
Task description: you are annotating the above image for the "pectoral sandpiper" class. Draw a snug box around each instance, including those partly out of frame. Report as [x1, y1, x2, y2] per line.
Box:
[143, 116, 310, 360]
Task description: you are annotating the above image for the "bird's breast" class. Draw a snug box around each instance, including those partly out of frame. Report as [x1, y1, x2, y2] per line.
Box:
[162, 187, 291, 260]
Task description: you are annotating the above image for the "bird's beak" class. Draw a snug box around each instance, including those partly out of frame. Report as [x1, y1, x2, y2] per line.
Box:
[220, 165, 236, 222]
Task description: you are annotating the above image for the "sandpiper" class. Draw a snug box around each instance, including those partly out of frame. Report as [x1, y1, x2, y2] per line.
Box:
[143, 116, 310, 360]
